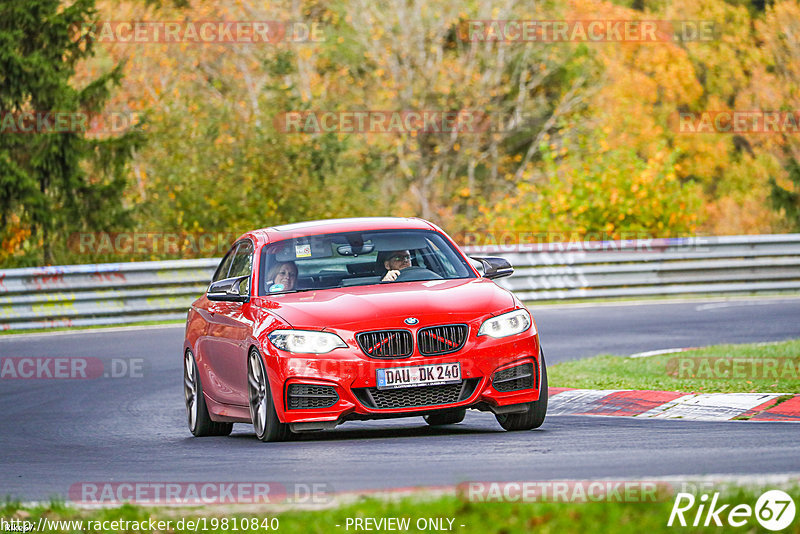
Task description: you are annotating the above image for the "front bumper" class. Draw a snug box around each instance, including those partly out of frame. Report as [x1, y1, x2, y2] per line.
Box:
[262, 326, 542, 427]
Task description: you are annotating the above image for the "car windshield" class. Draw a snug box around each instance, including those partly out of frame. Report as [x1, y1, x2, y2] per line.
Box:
[259, 229, 475, 295]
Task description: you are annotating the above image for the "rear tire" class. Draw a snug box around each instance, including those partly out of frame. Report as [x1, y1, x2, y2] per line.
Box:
[247, 349, 292, 442]
[184, 350, 233, 437]
[495, 349, 548, 431]
[423, 409, 466, 426]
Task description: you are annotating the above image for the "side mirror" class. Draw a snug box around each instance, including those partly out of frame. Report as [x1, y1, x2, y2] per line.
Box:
[207, 275, 250, 302]
[470, 256, 514, 280]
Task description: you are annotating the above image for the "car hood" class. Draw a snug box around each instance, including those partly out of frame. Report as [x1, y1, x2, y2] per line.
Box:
[253, 278, 515, 330]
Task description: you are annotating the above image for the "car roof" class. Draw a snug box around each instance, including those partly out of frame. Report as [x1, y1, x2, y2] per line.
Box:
[238, 217, 438, 246]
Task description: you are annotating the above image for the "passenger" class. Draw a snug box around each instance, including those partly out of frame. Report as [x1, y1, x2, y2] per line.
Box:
[378, 250, 412, 282]
[267, 261, 298, 291]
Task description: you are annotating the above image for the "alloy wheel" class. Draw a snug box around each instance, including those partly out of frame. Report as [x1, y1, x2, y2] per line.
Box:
[248, 351, 269, 438]
[184, 352, 198, 432]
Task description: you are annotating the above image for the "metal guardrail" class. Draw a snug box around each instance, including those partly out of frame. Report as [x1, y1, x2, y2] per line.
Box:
[464, 233, 800, 301]
[1, 234, 799, 330]
[0, 259, 218, 331]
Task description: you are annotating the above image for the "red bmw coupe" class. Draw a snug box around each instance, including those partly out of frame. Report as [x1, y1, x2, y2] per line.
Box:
[183, 217, 547, 441]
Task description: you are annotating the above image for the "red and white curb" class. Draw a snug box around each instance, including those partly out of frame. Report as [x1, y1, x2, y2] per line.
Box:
[547, 388, 800, 421]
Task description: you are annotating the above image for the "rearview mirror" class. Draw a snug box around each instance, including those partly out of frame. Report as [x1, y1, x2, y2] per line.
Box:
[470, 256, 513, 280]
[337, 243, 375, 256]
[207, 275, 250, 302]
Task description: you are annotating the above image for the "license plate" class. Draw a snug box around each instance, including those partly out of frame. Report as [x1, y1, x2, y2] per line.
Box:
[376, 363, 461, 390]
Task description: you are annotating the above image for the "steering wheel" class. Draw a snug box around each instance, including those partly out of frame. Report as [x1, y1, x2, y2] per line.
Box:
[393, 266, 443, 282]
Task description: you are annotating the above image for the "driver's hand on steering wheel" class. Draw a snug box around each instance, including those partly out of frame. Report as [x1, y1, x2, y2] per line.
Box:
[382, 269, 400, 282]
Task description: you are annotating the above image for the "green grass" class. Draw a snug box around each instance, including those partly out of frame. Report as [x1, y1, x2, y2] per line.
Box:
[3, 484, 799, 534]
[549, 340, 800, 393]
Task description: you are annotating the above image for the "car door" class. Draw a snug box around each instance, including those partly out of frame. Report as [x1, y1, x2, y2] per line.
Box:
[193, 244, 235, 397]
[201, 240, 255, 407]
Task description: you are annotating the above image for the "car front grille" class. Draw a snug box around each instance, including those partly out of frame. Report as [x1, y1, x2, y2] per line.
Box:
[356, 330, 413, 359]
[353, 378, 480, 410]
[492, 362, 536, 392]
[286, 384, 339, 410]
[417, 324, 468, 356]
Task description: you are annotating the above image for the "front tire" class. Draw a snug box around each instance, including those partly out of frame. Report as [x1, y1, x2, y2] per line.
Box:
[424, 409, 466, 426]
[247, 349, 291, 442]
[495, 349, 548, 431]
[184, 350, 233, 437]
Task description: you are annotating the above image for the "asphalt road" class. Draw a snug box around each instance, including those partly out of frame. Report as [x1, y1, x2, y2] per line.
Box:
[1, 297, 799, 502]
[531, 297, 800, 361]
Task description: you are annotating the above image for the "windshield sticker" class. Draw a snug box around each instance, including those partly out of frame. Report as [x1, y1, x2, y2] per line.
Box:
[295, 244, 312, 258]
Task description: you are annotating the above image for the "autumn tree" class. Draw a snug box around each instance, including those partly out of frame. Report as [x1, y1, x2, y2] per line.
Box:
[0, 0, 143, 265]
[51, 0, 800, 265]
[337, 0, 594, 228]
[755, 1, 800, 231]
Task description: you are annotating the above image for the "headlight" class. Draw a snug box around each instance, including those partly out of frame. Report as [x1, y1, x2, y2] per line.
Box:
[478, 309, 534, 338]
[267, 330, 347, 354]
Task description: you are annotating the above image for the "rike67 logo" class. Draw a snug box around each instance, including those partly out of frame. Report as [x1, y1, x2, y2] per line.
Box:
[668, 489, 796, 531]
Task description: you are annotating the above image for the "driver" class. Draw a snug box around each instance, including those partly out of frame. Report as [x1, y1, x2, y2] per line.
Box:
[267, 261, 298, 291]
[379, 250, 412, 282]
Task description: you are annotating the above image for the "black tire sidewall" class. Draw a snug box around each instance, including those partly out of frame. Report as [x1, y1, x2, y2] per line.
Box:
[249, 349, 290, 442]
[187, 350, 233, 437]
[495, 348, 548, 431]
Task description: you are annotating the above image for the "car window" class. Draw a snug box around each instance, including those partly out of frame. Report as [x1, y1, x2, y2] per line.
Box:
[259, 229, 474, 295]
[228, 241, 254, 279]
[425, 237, 459, 277]
[211, 245, 237, 282]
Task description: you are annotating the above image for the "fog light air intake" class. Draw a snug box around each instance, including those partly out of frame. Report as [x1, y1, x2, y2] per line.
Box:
[492, 362, 535, 392]
[287, 384, 339, 410]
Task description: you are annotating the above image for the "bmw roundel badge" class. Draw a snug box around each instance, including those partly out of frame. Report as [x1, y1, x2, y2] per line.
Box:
[404, 317, 419, 325]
